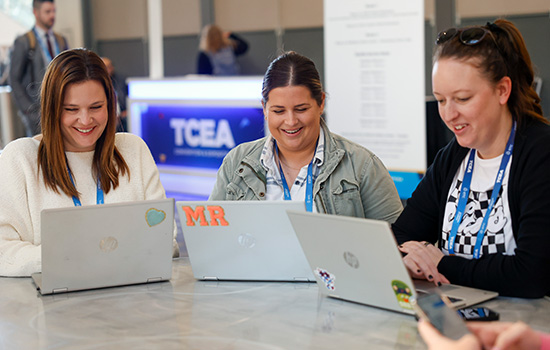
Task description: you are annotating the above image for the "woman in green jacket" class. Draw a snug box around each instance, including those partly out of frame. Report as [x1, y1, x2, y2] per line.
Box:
[210, 51, 402, 223]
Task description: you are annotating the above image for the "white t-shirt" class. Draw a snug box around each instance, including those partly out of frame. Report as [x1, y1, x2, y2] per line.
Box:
[441, 150, 516, 259]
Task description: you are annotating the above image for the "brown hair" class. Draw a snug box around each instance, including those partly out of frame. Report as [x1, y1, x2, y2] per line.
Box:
[434, 19, 546, 126]
[261, 51, 324, 107]
[38, 48, 129, 199]
[33, 0, 54, 10]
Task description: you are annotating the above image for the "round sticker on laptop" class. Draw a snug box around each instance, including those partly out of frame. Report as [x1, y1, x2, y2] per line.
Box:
[392, 280, 413, 310]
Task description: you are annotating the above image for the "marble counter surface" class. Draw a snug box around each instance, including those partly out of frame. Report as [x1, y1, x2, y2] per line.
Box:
[1, 258, 549, 349]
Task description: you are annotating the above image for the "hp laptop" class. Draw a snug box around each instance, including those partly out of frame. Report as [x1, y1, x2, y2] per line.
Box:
[287, 211, 498, 315]
[176, 201, 314, 281]
[32, 198, 175, 295]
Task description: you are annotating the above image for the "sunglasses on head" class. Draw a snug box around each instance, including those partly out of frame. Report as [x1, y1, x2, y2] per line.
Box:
[436, 26, 495, 45]
[435, 24, 505, 58]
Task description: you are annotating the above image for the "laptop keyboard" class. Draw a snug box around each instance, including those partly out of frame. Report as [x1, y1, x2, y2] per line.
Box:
[417, 289, 464, 304]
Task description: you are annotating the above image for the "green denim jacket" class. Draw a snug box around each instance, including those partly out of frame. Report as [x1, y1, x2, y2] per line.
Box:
[209, 122, 403, 223]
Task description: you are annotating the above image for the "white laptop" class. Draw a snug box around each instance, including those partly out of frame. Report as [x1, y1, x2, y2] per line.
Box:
[176, 201, 314, 282]
[287, 211, 498, 315]
[32, 198, 175, 295]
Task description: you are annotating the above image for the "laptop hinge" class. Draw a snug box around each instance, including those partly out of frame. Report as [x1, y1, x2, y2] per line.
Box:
[203, 276, 219, 281]
[293, 277, 309, 282]
[52, 287, 68, 294]
[147, 277, 163, 283]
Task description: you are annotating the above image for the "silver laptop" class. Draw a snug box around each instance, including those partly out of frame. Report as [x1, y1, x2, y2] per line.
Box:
[287, 211, 498, 315]
[32, 198, 175, 295]
[176, 201, 314, 281]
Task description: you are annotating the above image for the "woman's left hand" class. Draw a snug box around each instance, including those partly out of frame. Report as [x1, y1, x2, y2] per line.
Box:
[399, 241, 449, 285]
[418, 319, 481, 350]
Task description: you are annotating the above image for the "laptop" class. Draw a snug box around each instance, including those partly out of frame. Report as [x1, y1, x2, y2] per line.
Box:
[287, 211, 498, 315]
[32, 198, 175, 295]
[176, 200, 314, 281]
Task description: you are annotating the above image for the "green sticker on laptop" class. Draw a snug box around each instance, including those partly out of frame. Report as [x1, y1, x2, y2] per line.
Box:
[392, 279, 413, 310]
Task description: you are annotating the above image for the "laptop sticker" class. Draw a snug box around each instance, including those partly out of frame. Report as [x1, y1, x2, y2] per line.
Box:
[391, 280, 413, 310]
[315, 267, 335, 291]
[180, 205, 229, 226]
[146, 208, 166, 227]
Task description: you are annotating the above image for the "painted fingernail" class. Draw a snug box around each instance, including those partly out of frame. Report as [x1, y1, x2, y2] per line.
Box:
[438, 282, 442, 287]
[428, 275, 433, 280]
[417, 269, 421, 273]
[398, 245, 403, 248]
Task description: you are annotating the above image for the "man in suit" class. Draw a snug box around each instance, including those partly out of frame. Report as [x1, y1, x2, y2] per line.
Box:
[8, 0, 68, 136]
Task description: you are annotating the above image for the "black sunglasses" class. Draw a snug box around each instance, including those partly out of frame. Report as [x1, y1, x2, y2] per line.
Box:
[435, 25, 504, 58]
[436, 26, 493, 45]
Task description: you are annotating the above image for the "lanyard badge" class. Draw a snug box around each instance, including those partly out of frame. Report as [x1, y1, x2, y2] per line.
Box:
[67, 166, 104, 206]
[275, 142, 315, 212]
[447, 122, 516, 259]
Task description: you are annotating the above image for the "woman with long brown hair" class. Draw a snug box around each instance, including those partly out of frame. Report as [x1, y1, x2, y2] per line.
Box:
[0, 48, 178, 277]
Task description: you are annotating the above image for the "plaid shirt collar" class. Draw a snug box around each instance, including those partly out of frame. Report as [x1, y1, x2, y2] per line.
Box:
[260, 128, 325, 179]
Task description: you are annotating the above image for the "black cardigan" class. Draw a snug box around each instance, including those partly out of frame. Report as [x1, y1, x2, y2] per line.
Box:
[393, 119, 550, 298]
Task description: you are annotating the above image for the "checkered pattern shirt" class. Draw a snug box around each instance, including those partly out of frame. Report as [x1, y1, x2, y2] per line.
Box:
[260, 129, 325, 212]
[441, 150, 516, 259]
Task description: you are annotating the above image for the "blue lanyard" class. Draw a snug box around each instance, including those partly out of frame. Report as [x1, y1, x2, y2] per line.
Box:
[447, 121, 516, 259]
[67, 167, 104, 206]
[275, 142, 315, 212]
[33, 27, 60, 62]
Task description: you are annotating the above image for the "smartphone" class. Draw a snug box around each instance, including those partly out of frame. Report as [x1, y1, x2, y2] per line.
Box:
[457, 307, 499, 321]
[412, 293, 471, 341]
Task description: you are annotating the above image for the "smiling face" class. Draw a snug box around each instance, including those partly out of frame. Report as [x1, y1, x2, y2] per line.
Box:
[432, 57, 512, 159]
[264, 85, 324, 159]
[60, 80, 108, 152]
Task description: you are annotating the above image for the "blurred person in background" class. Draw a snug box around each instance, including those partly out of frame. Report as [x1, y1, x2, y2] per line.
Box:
[102, 57, 128, 132]
[9, 0, 68, 136]
[197, 24, 249, 76]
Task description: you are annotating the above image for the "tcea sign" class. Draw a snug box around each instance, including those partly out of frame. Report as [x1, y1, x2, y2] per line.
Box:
[139, 105, 265, 169]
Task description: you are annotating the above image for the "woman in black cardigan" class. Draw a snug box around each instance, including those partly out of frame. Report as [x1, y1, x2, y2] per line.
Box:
[392, 19, 550, 298]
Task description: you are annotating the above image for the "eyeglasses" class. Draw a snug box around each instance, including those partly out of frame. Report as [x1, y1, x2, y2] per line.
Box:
[435, 25, 504, 57]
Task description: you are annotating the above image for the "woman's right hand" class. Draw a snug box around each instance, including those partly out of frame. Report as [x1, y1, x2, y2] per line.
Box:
[398, 241, 449, 286]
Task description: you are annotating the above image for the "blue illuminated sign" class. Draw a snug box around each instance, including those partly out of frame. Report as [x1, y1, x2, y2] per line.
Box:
[140, 105, 265, 169]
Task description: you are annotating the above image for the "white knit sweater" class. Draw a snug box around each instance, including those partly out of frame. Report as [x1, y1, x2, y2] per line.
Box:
[0, 133, 177, 277]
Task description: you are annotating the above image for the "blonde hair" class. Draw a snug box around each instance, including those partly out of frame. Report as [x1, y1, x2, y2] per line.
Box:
[199, 25, 231, 53]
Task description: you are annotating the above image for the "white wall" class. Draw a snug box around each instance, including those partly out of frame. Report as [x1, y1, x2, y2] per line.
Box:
[163, 0, 201, 36]
[0, 12, 27, 47]
[92, 0, 148, 40]
[458, 0, 550, 18]
[55, 0, 84, 48]
[214, 0, 324, 32]
[92, 0, 201, 40]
